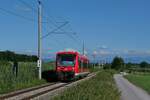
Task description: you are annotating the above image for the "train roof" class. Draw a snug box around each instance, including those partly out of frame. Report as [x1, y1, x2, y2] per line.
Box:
[79, 55, 89, 61]
[56, 51, 79, 55]
[56, 51, 89, 61]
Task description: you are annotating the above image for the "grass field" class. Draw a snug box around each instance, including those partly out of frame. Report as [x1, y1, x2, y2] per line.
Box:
[0, 61, 54, 94]
[125, 73, 150, 93]
[52, 70, 120, 100]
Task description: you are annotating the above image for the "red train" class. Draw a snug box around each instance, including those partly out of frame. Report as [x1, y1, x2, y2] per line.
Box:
[56, 51, 89, 81]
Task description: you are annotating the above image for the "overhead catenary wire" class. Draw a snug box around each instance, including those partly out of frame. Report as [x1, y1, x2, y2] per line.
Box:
[42, 4, 74, 33]
[43, 33, 66, 50]
[0, 6, 49, 24]
[42, 5, 67, 25]
[2, 0, 89, 55]
[17, 0, 67, 49]
[41, 1, 95, 58]
[0, 0, 85, 55]
[0, 7, 35, 22]
[17, 0, 63, 24]
[42, 10, 83, 48]
[42, 21, 69, 39]
[38, 3, 78, 44]
[16, 0, 38, 13]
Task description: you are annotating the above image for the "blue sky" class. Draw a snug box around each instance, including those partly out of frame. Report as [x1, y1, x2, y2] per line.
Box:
[0, 0, 150, 60]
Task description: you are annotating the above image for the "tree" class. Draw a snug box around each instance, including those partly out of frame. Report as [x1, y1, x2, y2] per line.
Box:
[103, 63, 111, 69]
[0, 50, 38, 62]
[125, 62, 132, 69]
[140, 61, 149, 68]
[111, 56, 124, 71]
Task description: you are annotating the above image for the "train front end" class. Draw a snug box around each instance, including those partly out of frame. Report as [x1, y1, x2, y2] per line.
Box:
[56, 51, 77, 81]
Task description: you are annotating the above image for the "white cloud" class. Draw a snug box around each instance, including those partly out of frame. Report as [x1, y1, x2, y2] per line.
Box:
[99, 45, 108, 49]
[126, 50, 150, 56]
[112, 49, 150, 56]
[99, 50, 111, 56]
[93, 51, 98, 55]
[84, 50, 88, 55]
[64, 48, 78, 52]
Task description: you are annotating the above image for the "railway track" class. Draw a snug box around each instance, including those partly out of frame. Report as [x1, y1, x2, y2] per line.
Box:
[0, 72, 97, 100]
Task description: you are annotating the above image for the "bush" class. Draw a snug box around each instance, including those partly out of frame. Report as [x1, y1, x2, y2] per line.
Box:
[140, 61, 149, 68]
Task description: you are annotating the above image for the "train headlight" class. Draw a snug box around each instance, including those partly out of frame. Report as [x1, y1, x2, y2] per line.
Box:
[57, 67, 59, 70]
[64, 68, 67, 71]
[72, 67, 75, 70]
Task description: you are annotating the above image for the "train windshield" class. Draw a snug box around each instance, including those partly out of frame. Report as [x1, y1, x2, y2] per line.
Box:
[57, 54, 76, 67]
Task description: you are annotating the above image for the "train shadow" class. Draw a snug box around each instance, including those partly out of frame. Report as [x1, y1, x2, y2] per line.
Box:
[42, 70, 79, 83]
[42, 70, 58, 82]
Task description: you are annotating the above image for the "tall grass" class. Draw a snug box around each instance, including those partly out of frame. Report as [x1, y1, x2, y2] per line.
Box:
[53, 70, 120, 100]
[0, 61, 54, 94]
[42, 62, 55, 71]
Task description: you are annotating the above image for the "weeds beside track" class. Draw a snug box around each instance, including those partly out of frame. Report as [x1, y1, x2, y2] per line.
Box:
[53, 70, 120, 100]
[0, 61, 54, 94]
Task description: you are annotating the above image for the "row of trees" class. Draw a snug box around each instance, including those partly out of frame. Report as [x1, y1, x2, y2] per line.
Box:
[104, 57, 150, 71]
[0, 51, 38, 62]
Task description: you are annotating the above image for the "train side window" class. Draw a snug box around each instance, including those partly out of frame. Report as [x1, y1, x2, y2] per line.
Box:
[78, 58, 82, 68]
[83, 62, 87, 68]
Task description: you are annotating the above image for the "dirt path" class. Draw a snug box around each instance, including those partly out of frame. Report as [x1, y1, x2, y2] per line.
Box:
[114, 74, 150, 100]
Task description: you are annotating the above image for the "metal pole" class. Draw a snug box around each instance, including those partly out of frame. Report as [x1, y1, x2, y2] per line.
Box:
[94, 56, 95, 68]
[81, 41, 84, 72]
[37, 0, 42, 79]
[83, 41, 85, 56]
[93, 55, 95, 68]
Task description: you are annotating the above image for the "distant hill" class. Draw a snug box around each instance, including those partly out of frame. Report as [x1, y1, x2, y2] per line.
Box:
[42, 53, 150, 64]
[89, 56, 150, 64]
[123, 56, 150, 63]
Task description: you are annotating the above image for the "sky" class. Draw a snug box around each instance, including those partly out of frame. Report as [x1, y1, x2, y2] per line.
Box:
[0, 0, 150, 61]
